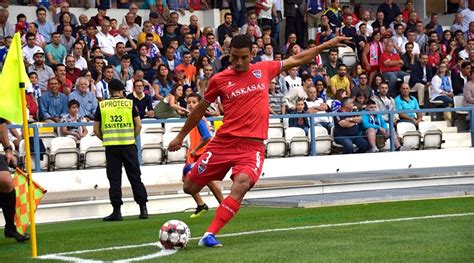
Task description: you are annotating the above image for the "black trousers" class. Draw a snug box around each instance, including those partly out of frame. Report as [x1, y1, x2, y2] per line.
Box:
[105, 144, 148, 207]
[0, 154, 15, 231]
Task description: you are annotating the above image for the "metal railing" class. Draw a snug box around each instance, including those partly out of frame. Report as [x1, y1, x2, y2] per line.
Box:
[6, 106, 474, 172]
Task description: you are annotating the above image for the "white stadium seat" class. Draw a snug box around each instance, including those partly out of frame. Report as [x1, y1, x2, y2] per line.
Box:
[312, 126, 333, 155]
[285, 127, 310, 156]
[454, 96, 469, 115]
[341, 52, 358, 68]
[265, 128, 286, 158]
[50, 137, 80, 170]
[19, 139, 49, 171]
[80, 136, 106, 168]
[165, 118, 185, 133]
[269, 118, 285, 136]
[141, 122, 165, 144]
[397, 122, 421, 150]
[140, 133, 163, 165]
[163, 132, 187, 164]
[418, 122, 443, 149]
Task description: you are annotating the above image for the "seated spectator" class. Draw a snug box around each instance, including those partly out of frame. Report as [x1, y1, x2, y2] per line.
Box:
[124, 12, 141, 40]
[25, 80, 39, 121]
[395, 83, 423, 127]
[391, 24, 408, 55]
[371, 82, 400, 124]
[173, 68, 196, 92]
[133, 43, 154, 73]
[353, 91, 367, 111]
[323, 48, 341, 78]
[458, 39, 474, 60]
[305, 86, 332, 131]
[80, 70, 97, 94]
[114, 24, 138, 54]
[402, 30, 421, 55]
[240, 11, 262, 38]
[39, 77, 68, 123]
[315, 79, 328, 102]
[71, 42, 88, 71]
[44, 32, 67, 67]
[22, 32, 43, 68]
[430, 63, 454, 108]
[28, 50, 55, 93]
[362, 99, 401, 152]
[25, 22, 46, 48]
[69, 77, 98, 121]
[196, 65, 213, 95]
[351, 72, 372, 100]
[401, 42, 419, 73]
[329, 64, 351, 99]
[137, 21, 163, 48]
[426, 13, 443, 38]
[126, 69, 152, 97]
[64, 55, 81, 85]
[379, 40, 409, 97]
[427, 40, 441, 73]
[340, 15, 357, 50]
[389, 13, 407, 32]
[162, 45, 180, 71]
[152, 64, 174, 101]
[409, 53, 433, 107]
[284, 66, 302, 93]
[154, 84, 189, 119]
[55, 64, 73, 96]
[452, 61, 471, 95]
[114, 54, 134, 85]
[361, 30, 382, 87]
[331, 89, 348, 112]
[199, 33, 222, 58]
[269, 78, 286, 115]
[285, 74, 313, 111]
[464, 69, 474, 106]
[53, 2, 79, 25]
[175, 52, 197, 83]
[289, 98, 309, 135]
[56, 13, 77, 40]
[333, 97, 369, 154]
[27, 72, 42, 101]
[126, 79, 155, 119]
[60, 100, 88, 142]
[205, 44, 221, 73]
[95, 65, 114, 100]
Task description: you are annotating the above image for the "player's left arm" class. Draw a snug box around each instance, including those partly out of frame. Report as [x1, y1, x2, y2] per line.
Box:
[281, 36, 351, 72]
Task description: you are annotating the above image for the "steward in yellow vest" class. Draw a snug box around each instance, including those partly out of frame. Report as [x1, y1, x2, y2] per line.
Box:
[93, 79, 148, 221]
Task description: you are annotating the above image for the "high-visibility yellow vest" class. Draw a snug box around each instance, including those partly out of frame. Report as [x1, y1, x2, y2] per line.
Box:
[99, 98, 135, 146]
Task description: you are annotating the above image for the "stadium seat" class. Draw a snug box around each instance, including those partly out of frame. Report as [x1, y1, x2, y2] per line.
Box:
[428, 85, 445, 107]
[285, 127, 310, 156]
[165, 118, 185, 133]
[269, 118, 285, 136]
[39, 132, 56, 150]
[19, 139, 49, 171]
[397, 122, 421, 150]
[265, 128, 286, 158]
[418, 122, 443, 149]
[311, 126, 333, 155]
[140, 133, 163, 165]
[50, 137, 80, 170]
[141, 122, 165, 144]
[404, 75, 410, 84]
[341, 52, 358, 69]
[163, 132, 187, 164]
[80, 136, 106, 168]
[454, 96, 469, 115]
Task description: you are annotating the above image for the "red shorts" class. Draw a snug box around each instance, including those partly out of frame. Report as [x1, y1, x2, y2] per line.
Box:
[186, 137, 265, 187]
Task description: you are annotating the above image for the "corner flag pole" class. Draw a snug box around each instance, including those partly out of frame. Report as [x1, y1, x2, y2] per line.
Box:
[16, 35, 38, 257]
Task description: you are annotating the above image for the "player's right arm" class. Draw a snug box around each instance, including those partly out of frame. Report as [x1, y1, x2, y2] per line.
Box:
[168, 99, 210, 151]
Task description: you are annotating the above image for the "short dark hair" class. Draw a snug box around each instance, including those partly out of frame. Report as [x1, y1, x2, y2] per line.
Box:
[329, 48, 338, 54]
[341, 97, 352, 107]
[230, 35, 253, 51]
[36, 7, 47, 15]
[461, 61, 471, 69]
[145, 33, 154, 39]
[25, 32, 35, 40]
[17, 13, 26, 22]
[366, 99, 376, 106]
[121, 54, 131, 61]
[68, 99, 80, 108]
[28, 71, 38, 78]
[187, 92, 202, 101]
[338, 63, 347, 69]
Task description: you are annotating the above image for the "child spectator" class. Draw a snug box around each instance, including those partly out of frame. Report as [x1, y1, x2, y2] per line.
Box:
[289, 98, 309, 135]
[362, 99, 401, 152]
[60, 100, 88, 142]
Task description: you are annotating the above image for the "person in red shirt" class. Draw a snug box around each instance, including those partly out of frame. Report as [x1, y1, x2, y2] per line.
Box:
[169, 34, 349, 247]
[379, 40, 410, 97]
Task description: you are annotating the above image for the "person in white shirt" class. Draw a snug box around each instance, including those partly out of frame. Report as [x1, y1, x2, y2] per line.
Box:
[391, 24, 408, 55]
[285, 74, 312, 110]
[356, 10, 373, 37]
[284, 66, 302, 94]
[260, 43, 274, 61]
[71, 42, 88, 71]
[461, 2, 474, 32]
[95, 65, 115, 101]
[22, 32, 43, 67]
[400, 30, 420, 55]
[305, 85, 332, 131]
[114, 23, 137, 53]
[96, 19, 116, 59]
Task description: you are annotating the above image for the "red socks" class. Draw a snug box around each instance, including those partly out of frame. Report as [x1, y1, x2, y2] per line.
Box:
[208, 196, 240, 234]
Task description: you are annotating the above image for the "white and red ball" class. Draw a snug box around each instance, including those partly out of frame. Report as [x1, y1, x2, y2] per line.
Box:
[159, 220, 191, 250]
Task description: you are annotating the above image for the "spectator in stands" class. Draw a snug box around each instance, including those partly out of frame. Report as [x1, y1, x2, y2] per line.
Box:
[68, 77, 97, 121]
[289, 98, 309, 135]
[371, 11, 388, 31]
[340, 14, 357, 50]
[205, 44, 221, 73]
[28, 50, 55, 92]
[132, 43, 153, 74]
[167, 0, 186, 16]
[60, 100, 88, 142]
[415, 21, 428, 49]
[285, 74, 313, 110]
[108, 42, 126, 67]
[218, 13, 233, 46]
[389, 13, 406, 33]
[0, 9, 14, 41]
[96, 65, 114, 100]
[71, 42, 88, 71]
[80, 70, 97, 94]
[40, 77, 68, 123]
[64, 55, 81, 87]
[44, 32, 67, 67]
[161, 46, 179, 71]
[306, 85, 332, 131]
[127, 79, 154, 119]
[35, 7, 54, 43]
[230, 0, 247, 27]
[426, 13, 443, 38]
[405, 11, 418, 33]
[356, 10, 373, 37]
[284, 0, 304, 47]
[114, 24, 137, 54]
[452, 12, 464, 33]
[25, 82, 39, 121]
[323, 48, 340, 78]
[126, 3, 141, 27]
[269, 78, 286, 115]
[90, 7, 110, 28]
[114, 54, 133, 85]
[333, 97, 369, 154]
[154, 84, 189, 119]
[125, 12, 141, 40]
[54, 2, 78, 25]
[395, 83, 423, 126]
[351, 72, 371, 99]
[401, 30, 420, 55]
[284, 66, 302, 93]
[60, 25, 76, 54]
[380, 40, 409, 98]
[175, 52, 197, 83]
[353, 91, 367, 111]
[323, 0, 342, 33]
[196, 64, 213, 95]
[452, 61, 471, 95]
[56, 12, 77, 38]
[125, 69, 151, 95]
[96, 19, 116, 61]
[459, 39, 474, 60]
[55, 64, 73, 95]
[329, 64, 351, 99]
[22, 32, 43, 68]
[371, 82, 399, 124]
[362, 99, 401, 152]
[80, 23, 98, 54]
[138, 21, 163, 49]
[152, 64, 174, 101]
[464, 69, 474, 106]
[177, 33, 194, 57]
[401, 42, 419, 73]
[27, 71, 42, 101]
[25, 22, 46, 48]
[260, 43, 274, 61]
[377, 0, 401, 27]
[391, 24, 408, 55]
[430, 63, 454, 108]
[361, 30, 382, 87]
[409, 53, 433, 107]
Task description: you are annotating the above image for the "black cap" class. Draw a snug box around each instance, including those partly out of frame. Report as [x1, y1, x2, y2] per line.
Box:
[108, 79, 125, 91]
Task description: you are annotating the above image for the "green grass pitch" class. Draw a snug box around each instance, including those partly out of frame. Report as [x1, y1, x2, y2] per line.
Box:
[1, 197, 473, 262]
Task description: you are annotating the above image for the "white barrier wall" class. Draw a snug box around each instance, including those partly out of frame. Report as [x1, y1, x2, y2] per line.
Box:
[33, 147, 474, 193]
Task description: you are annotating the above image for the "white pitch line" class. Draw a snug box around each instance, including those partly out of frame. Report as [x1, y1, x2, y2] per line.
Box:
[37, 212, 474, 262]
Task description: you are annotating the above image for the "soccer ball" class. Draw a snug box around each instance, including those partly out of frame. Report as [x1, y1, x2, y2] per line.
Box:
[159, 220, 191, 250]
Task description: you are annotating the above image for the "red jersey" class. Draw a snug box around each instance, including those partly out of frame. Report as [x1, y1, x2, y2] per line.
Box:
[379, 52, 402, 73]
[204, 61, 282, 140]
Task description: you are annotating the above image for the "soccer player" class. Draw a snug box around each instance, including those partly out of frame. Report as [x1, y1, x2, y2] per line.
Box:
[185, 93, 224, 218]
[169, 35, 349, 247]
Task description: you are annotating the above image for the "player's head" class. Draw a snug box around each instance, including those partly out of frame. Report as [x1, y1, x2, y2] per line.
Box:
[186, 92, 202, 112]
[230, 35, 253, 72]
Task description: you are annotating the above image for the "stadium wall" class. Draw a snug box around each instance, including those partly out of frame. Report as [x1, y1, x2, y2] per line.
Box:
[34, 147, 474, 193]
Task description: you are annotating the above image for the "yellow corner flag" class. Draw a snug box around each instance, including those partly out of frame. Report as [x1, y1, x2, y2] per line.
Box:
[13, 168, 46, 235]
[0, 33, 30, 124]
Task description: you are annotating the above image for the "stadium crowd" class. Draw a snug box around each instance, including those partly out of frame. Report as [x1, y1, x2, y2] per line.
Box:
[0, 0, 473, 155]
